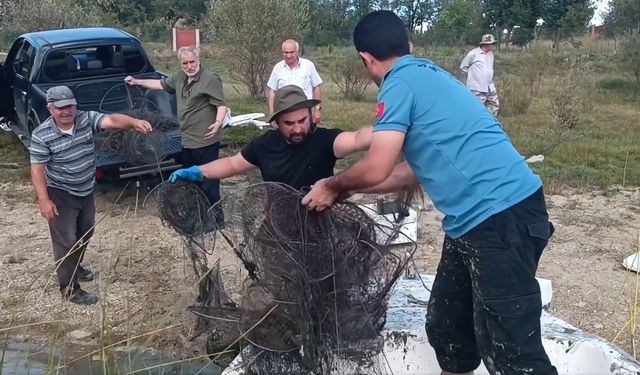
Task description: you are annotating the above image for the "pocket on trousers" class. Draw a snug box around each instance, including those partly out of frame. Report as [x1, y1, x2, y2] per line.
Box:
[482, 293, 541, 318]
[527, 221, 554, 241]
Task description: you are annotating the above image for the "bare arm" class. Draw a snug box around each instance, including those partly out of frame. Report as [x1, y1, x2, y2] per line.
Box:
[302, 130, 405, 211]
[200, 152, 256, 180]
[328, 130, 404, 191]
[313, 84, 322, 103]
[267, 89, 276, 115]
[124, 76, 164, 90]
[312, 85, 323, 124]
[358, 161, 419, 193]
[333, 126, 373, 158]
[31, 164, 57, 221]
[204, 105, 230, 139]
[100, 114, 152, 133]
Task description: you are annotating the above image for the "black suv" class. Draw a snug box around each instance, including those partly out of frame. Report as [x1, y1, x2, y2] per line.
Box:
[0, 27, 182, 181]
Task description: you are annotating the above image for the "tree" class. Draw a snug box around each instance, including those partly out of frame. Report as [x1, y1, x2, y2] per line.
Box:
[605, 0, 640, 37]
[207, 0, 310, 99]
[351, 0, 381, 24]
[619, 31, 640, 98]
[1, 0, 102, 47]
[390, 0, 439, 31]
[308, 0, 353, 45]
[542, 0, 593, 51]
[483, 0, 542, 50]
[432, 0, 483, 45]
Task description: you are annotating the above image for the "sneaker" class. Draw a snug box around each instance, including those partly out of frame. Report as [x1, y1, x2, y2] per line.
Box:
[62, 287, 98, 305]
[77, 267, 95, 282]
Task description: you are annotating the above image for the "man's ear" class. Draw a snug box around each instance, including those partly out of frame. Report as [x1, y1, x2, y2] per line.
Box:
[46, 104, 54, 115]
[359, 51, 374, 67]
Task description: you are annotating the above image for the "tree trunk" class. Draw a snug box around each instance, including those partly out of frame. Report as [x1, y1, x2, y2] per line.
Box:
[554, 28, 561, 53]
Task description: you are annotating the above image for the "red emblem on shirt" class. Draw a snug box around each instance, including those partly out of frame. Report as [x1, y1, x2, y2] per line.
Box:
[376, 102, 385, 118]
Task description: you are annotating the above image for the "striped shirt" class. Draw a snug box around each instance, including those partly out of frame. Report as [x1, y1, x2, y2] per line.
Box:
[30, 111, 106, 197]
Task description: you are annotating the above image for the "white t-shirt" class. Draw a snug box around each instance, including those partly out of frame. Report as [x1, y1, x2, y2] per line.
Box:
[59, 126, 74, 135]
[267, 57, 323, 99]
[460, 47, 496, 93]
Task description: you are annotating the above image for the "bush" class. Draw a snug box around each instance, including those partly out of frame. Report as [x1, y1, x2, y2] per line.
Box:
[619, 31, 640, 98]
[496, 75, 534, 115]
[0, 0, 102, 48]
[206, 0, 310, 99]
[331, 53, 372, 101]
[547, 57, 595, 130]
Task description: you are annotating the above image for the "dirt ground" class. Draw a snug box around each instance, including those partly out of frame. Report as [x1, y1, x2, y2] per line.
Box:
[0, 178, 639, 363]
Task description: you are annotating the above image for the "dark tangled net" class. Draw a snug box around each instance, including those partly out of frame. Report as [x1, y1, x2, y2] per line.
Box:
[103, 129, 168, 165]
[144, 181, 222, 331]
[99, 83, 179, 165]
[184, 182, 417, 374]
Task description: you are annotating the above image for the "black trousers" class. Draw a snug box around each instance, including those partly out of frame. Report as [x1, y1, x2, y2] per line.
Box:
[182, 142, 221, 206]
[425, 188, 558, 375]
[47, 187, 95, 290]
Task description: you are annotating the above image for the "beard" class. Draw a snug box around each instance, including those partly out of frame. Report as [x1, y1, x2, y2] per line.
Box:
[286, 132, 308, 144]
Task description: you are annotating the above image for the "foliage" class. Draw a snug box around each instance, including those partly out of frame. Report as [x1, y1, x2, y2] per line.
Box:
[483, 0, 542, 49]
[330, 53, 372, 101]
[206, 0, 310, 99]
[619, 31, 640, 97]
[431, 0, 483, 46]
[542, 0, 593, 51]
[605, 0, 640, 37]
[496, 74, 533, 115]
[389, 0, 439, 32]
[0, 0, 102, 48]
[70, 0, 208, 28]
[547, 56, 595, 130]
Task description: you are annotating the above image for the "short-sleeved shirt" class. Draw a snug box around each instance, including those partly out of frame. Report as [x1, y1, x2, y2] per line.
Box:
[375, 55, 541, 239]
[30, 111, 106, 197]
[240, 128, 342, 190]
[267, 58, 323, 99]
[161, 69, 225, 149]
[460, 47, 496, 93]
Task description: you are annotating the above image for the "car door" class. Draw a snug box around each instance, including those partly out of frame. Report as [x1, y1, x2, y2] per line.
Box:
[0, 39, 24, 118]
[12, 40, 37, 129]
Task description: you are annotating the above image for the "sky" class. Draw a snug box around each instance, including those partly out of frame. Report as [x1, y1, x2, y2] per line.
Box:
[591, 0, 610, 26]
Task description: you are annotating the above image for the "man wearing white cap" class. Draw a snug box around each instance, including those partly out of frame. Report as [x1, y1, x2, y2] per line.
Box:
[460, 34, 500, 116]
[30, 85, 152, 305]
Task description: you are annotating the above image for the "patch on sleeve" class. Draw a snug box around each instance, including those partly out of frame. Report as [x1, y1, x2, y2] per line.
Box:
[376, 102, 385, 119]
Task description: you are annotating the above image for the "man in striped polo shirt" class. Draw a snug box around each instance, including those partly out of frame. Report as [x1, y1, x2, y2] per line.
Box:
[30, 85, 152, 305]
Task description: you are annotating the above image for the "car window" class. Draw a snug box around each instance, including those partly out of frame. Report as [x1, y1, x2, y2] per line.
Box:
[16, 41, 36, 78]
[42, 44, 148, 82]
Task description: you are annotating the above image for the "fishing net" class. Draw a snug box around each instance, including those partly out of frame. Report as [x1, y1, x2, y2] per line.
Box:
[102, 129, 168, 165]
[180, 182, 417, 374]
[98, 83, 179, 165]
[143, 180, 221, 331]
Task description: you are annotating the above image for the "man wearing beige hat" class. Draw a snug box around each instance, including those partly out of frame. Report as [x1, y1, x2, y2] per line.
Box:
[460, 34, 500, 116]
[30, 85, 152, 305]
[169, 85, 371, 191]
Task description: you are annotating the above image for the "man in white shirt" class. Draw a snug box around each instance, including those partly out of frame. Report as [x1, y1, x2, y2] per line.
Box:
[460, 34, 499, 116]
[267, 39, 323, 124]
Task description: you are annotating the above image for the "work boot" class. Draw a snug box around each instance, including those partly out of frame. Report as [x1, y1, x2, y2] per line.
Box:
[61, 286, 98, 305]
[77, 267, 95, 282]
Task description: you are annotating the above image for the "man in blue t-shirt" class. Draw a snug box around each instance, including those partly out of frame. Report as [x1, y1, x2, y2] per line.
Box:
[302, 10, 557, 375]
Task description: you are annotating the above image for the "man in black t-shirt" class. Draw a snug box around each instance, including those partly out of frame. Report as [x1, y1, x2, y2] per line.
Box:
[169, 85, 371, 190]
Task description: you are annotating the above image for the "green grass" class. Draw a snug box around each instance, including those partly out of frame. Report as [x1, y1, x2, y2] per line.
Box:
[210, 45, 640, 189]
[3, 43, 635, 190]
